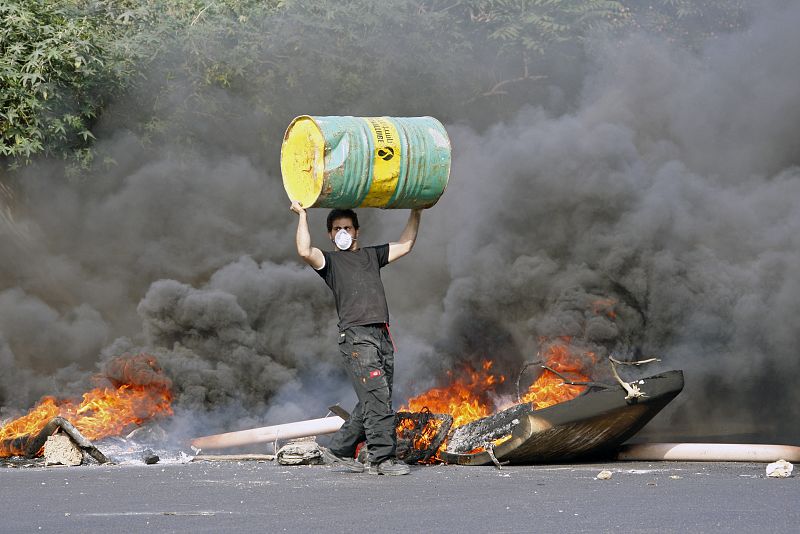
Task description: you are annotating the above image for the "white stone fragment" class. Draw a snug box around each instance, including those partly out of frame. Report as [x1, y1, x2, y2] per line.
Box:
[43, 434, 83, 467]
[766, 459, 793, 478]
[276, 439, 323, 465]
[596, 470, 613, 480]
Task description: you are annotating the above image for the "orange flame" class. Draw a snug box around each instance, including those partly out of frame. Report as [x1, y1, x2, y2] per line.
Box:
[0, 354, 173, 457]
[592, 298, 617, 320]
[521, 340, 594, 409]
[399, 340, 597, 456]
[396, 415, 446, 454]
[402, 360, 503, 429]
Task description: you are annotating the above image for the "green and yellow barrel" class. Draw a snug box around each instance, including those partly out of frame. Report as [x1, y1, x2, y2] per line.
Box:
[280, 116, 451, 209]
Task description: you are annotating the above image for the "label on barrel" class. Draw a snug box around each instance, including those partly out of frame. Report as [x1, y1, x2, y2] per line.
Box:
[362, 117, 401, 207]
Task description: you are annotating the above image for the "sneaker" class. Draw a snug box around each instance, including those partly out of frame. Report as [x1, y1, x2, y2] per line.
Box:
[320, 447, 365, 473]
[368, 458, 410, 476]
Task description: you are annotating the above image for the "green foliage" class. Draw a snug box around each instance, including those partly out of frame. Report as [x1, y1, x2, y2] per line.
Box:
[455, 0, 626, 104]
[0, 0, 751, 173]
[626, 0, 749, 44]
[99, 0, 479, 162]
[0, 0, 230, 169]
[122, 0, 628, 152]
[1, 1, 125, 168]
[466, 0, 626, 54]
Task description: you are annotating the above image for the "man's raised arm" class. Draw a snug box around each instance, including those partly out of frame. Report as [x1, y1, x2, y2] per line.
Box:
[290, 201, 325, 269]
[388, 208, 422, 263]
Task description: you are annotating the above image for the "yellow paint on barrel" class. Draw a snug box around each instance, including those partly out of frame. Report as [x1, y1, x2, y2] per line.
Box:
[280, 117, 325, 208]
[361, 117, 401, 207]
[280, 115, 450, 209]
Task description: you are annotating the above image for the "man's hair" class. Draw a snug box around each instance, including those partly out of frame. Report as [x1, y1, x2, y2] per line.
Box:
[326, 209, 359, 232]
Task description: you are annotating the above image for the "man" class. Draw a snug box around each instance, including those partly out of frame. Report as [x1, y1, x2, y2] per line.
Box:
[290, 200, 421, 476]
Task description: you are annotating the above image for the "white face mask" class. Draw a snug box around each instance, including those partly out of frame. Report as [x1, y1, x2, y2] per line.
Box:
[334, 229, 353, 250]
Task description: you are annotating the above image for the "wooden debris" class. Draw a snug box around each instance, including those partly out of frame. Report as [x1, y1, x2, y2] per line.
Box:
[24, 417, 109, 464]
[190, 454, 275, 462]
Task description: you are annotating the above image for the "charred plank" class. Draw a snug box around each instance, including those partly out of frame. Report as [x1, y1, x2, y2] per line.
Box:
[395, 410, 452, 463]
[442, 370, 684, 465]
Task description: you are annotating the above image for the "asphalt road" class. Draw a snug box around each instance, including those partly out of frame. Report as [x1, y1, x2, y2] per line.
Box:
[0, 459, 796, 533]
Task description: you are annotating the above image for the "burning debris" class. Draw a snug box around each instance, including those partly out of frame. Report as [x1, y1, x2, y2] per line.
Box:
[442, 370, 684, 466]
[389, 335, 652, 465]
[188, 339, 683, 467]
[401, 338, 599, 435]
[0, 310, 686, 470]
[182, 308, 686, 467]
[0, 311, 684, 468]
[0, 354, 173, 462]
[36, 417, 108, 464]
[395, 410, 452, 464]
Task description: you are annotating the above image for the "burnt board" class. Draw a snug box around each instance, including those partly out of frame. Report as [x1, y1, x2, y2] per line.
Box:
[441, 370, 684, 465]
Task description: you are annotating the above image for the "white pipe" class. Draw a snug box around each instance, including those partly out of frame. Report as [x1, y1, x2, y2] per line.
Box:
[191, 416, 345, 450]
[618, 442, 800, 463]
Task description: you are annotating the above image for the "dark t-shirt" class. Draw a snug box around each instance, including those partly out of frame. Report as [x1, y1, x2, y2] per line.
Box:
[315, 244, 390, 330]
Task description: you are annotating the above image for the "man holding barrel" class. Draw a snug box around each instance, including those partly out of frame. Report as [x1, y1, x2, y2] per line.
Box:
[290, 200, 422, 476]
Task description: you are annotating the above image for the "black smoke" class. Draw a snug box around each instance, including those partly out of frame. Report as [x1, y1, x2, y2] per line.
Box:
[1, 1, 798, 442]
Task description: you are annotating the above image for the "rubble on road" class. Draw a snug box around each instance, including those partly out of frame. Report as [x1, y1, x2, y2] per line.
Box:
[766, 459, 793, 478]
[142, 449, 160, 464]
[43, 433, 83, 466]
[276, 439, 323, 465]
[29, 417, 109, 464]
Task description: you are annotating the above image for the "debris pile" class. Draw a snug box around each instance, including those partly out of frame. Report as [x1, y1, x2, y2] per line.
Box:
[766, 460, 793, 478]
[26, 417, 108, 465]
[276, 439, 323, 465]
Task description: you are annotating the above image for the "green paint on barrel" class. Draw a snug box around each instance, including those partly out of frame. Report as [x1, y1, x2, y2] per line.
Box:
[281, 116, 451, 209]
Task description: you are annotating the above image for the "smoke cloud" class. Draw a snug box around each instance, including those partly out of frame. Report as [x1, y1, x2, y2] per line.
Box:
[1, 1, 798, 442]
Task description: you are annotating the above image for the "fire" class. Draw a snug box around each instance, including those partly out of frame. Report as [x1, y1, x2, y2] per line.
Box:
[520, 340, 594, 409]
[396, 414, 446, 453]
[520, 370, 586, 410]
[0, 354, 173, 457]
[400, 339, 597, 457]
[402, 360, 503, 429]
[592, 298, 617, 320]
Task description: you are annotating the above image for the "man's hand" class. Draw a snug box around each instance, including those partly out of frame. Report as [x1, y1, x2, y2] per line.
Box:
[290, 200, 306, 215]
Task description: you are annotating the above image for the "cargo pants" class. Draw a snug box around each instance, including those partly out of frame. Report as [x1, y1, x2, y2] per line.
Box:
[328, 324, 396, 465]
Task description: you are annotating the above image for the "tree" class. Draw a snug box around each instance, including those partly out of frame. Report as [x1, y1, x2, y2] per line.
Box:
[0, 0, 751, 173]
[626, 0, 749, 45]
[0, 1, 132, 168]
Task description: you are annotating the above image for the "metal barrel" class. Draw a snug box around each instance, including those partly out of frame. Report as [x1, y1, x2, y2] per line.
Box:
[280, 116, 451, 209]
